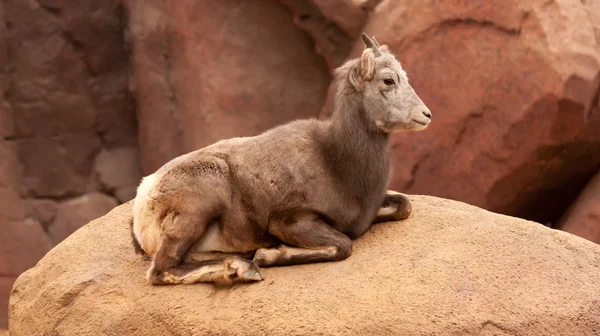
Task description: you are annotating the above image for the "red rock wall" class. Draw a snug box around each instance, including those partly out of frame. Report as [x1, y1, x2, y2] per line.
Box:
[0, 0, 140, 327]
[557, 115, 600, 244]
[320, 0, 600, 225]
[125, 0, 331, 174]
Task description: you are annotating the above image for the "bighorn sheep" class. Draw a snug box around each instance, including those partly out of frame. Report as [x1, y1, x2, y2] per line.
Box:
[131, 34, 432, 285]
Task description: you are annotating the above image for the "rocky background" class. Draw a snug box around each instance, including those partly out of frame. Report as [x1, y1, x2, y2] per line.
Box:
[0, 0, 599, 329]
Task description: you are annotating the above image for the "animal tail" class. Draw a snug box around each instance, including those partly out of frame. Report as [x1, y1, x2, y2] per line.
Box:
[129, 216, 147, 257]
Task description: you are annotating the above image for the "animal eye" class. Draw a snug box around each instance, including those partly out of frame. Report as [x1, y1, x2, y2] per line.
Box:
[383, 78, 395, 85]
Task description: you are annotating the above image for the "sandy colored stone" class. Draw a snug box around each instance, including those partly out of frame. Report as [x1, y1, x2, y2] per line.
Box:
[320, 0, 600, 224]
[9, 196, 600, 335]
[48, 193, 118, 245]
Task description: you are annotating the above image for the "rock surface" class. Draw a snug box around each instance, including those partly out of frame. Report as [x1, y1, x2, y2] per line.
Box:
[94, 147, 142, 202]
[0, 0, 138, 326]
[9, 196, 600, 335]
[0, 278, 15, 329]
[125, 0, 330, 175]
[280, 0, 358, 69]
[0, 218, 52, 276]
[557, 171, 600, 244]
[5, 0, 138, 198]
[320, 0, 600, 224]
[48, 193, 119, 245]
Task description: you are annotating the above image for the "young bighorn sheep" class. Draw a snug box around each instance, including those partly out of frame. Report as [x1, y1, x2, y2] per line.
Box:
[132, 34, 432, 285]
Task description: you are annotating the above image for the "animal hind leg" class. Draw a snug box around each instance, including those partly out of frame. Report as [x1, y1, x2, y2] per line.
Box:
[153, 255, 263, 285]
[372, 190, 412, 224]
[147, 211, 263, 285]
[253, 212, 352, 267]
[146, 210, 206, 284]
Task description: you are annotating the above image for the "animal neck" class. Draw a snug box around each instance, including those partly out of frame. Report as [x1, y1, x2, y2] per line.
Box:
[323, 91, 391, 199]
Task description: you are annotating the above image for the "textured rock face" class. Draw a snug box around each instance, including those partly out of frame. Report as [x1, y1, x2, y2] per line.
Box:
[48, 193, 119, 245]
[9, 196, 600, 335]
[125, 0, 330, 174]
[279, 0, 361, 69]
[557, 171, 600, 244]
[94, 147, 142, 203]
[320, 0, 600, 224]
[5, 0, 139, 198]
[0, 0, 139, 327]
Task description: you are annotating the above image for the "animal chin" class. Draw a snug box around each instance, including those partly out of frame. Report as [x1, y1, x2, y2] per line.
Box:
[410, 119, 430, 131]
[376, 121, 411, 133]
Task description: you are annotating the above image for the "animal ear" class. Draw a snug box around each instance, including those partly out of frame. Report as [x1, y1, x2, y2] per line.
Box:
[360, 48, 376, 81]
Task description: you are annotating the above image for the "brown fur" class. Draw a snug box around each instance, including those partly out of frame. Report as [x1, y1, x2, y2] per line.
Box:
[131, 34, 432, 284]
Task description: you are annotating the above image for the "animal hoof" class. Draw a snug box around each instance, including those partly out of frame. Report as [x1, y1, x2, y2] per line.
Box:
[396, 199, 412, 220]
[241, 270, 264, 282]
[227, 257, 264, 282]
[146, 265, 166, 285]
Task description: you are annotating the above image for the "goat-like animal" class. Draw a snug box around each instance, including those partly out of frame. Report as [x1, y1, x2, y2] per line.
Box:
[132, 34, 432, 284]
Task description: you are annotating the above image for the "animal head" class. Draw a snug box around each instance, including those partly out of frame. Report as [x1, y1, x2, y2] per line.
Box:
[335, 34, 431, 132]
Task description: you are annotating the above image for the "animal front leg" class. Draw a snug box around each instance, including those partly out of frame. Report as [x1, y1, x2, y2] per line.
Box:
[372, 190, 412, 224]
[253, 213, 352, 267]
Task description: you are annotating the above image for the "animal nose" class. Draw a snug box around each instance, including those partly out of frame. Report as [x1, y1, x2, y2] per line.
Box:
[422, 109, 432, 119]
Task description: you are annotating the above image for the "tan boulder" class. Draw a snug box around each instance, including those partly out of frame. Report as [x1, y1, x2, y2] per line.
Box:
[124, 0, 330, 174]
[9, 196, 600, 335]
[320, 0, 600, 225]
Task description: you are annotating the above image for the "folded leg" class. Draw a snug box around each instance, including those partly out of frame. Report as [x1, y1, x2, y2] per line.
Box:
[253, 212, 352, 267]
[372, 190, 412, 224]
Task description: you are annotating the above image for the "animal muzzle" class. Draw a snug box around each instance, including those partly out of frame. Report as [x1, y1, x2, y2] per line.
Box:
[410, 105, 432, 129]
